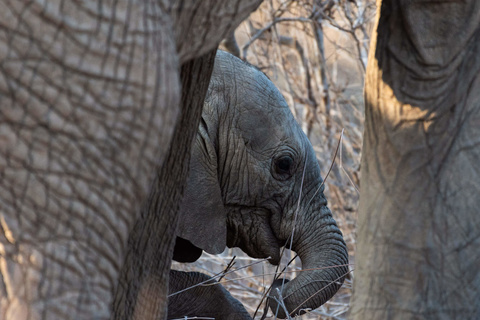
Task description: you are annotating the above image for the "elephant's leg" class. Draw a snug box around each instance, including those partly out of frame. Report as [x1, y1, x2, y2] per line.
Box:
[168, 270, 251, 320]
[0, 2, 181, 319]
[0, 1, 263, 319]
[111, 49, 217, 320]
[351, 1, 480, 319]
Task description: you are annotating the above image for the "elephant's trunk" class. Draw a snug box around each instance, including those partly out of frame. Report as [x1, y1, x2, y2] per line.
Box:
[269, 204, 348, 318]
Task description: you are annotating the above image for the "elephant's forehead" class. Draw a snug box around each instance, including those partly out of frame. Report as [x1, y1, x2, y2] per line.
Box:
[237, 100, 294, 133]
[234, 101, 302, 156]
[213, 51, 286, 106]
[211, 51, 303, 148]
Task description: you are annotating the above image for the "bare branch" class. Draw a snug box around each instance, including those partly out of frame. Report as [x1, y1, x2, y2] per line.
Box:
[242, 17, 311, 58]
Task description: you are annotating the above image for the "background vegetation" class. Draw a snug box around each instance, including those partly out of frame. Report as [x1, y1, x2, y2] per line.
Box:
[173, 1, 376, 318]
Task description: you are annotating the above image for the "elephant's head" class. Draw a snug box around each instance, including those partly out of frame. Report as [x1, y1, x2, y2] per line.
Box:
[176, 50, 348, 317]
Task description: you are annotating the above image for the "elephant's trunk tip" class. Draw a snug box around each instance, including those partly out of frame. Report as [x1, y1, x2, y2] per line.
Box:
[265, 227, 349, 318]
[266, 261, 349, 318]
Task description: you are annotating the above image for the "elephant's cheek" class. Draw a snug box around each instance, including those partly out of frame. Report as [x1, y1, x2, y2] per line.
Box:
[256, 225, 280, 265]
[247, 224, 282, 265]
[227, 211, 281, 264]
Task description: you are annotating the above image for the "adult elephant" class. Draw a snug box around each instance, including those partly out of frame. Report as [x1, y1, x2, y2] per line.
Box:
[351, 1, 480, 319]
[0, 1, 261, 319]
[168, 51, 348, 319]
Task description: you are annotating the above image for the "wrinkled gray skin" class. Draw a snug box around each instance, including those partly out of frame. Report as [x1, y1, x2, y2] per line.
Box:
[0, 1, 261, 320]
[168, 271, 251, 319]
[351, 1, 480, 319]
[170, 51, 348, 319]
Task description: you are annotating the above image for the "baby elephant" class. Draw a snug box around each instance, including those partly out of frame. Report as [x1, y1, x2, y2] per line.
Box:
[169, 50, 348, 319]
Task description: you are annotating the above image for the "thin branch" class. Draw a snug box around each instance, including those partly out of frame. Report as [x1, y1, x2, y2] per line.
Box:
[242, 17, 312, 58]
[221, 263, 354, 285]
[313, 19, 332, 136]
[217, 255, 236, 282]
[168, 258, 270, 297]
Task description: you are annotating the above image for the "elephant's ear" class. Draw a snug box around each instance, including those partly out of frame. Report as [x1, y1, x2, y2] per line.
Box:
[177, 119, 226, 254]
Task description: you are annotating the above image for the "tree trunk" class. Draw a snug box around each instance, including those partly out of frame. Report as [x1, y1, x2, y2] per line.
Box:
[351, 1, 480, 319]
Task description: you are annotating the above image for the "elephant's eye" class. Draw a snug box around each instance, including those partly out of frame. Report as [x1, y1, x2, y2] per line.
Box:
[274, 156, 294, 178]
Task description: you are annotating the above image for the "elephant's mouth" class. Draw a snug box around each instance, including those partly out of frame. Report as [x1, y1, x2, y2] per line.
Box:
[225, 205, 283, 265]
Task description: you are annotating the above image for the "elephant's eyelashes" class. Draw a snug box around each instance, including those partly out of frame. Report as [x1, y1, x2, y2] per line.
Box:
[273, 155, 294, 179]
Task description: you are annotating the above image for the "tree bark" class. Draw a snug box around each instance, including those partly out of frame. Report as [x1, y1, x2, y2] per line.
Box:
[351, 1, 480, 319]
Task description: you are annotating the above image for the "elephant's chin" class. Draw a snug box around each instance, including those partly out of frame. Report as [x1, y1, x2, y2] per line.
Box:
[226, 206, 282, 265]
[240, 239, 281, 265]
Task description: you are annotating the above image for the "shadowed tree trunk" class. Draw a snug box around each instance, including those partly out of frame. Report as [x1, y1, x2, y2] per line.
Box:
[351, 1, 480, 319]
